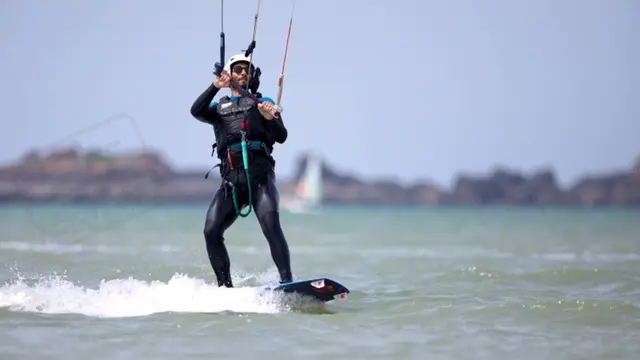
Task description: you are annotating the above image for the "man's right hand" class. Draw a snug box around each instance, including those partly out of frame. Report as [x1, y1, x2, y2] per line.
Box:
[214, 71, 231, 89]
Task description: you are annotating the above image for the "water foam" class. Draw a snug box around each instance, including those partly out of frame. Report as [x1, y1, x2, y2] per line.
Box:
[0, 273, 281, 318]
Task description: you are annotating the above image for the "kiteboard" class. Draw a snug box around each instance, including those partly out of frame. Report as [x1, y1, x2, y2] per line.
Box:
[264, 277, 350, 303]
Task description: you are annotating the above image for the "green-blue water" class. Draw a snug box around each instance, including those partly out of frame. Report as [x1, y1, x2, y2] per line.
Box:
[1, 204, 639, 359]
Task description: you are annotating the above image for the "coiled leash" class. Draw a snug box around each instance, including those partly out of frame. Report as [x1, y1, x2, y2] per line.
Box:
[229, 130, 253, 217]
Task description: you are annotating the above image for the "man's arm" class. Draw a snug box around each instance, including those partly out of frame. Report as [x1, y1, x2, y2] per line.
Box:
[261, 97, 288, 144]
[190, 83, 221, 124]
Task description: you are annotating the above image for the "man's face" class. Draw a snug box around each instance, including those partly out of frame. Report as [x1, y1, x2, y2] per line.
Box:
[231, 62, 251, 86]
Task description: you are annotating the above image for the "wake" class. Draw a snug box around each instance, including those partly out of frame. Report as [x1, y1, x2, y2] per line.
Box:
[0, 273, 285, 318]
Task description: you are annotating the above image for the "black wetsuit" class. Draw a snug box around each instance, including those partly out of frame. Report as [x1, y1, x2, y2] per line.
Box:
[190, 83, 293, 287]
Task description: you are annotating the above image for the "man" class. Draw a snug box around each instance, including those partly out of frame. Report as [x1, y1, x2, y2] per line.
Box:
[189, 52, 293, 288]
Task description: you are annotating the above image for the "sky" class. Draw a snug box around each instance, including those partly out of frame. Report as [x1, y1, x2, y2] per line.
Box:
[1, 0, 638, 188]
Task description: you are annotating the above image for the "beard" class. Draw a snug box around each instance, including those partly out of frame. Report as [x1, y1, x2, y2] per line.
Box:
[233, 76, 248, 87]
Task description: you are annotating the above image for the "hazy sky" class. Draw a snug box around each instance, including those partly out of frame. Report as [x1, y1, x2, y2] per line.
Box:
[1, 0, 638, 187]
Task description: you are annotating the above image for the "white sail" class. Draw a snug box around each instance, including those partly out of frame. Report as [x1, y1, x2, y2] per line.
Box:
[283, 153, 323, 212]
[295, 154, 323, 207]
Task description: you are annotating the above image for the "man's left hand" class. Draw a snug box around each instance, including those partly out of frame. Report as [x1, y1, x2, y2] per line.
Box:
[258, 102, 276, 120]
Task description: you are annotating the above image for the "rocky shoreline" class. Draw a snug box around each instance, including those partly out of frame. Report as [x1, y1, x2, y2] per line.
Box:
[1, 148, 639, 206]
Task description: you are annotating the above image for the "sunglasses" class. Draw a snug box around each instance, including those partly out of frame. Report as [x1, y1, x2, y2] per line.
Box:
[232, 64, 251, 74]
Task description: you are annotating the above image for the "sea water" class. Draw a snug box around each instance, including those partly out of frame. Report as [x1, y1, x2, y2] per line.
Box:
[1, 204, 639, 359]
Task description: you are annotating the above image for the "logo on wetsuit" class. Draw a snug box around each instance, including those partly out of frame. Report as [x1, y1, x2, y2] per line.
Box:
[216, 97, 256, 119]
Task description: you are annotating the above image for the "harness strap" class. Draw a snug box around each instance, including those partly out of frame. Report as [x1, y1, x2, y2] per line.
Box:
[227, 140, 270, 153]
[226, 148, 235, 170]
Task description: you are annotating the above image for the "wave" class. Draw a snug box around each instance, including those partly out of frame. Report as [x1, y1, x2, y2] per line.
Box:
[3, 241, 639, 265]
[0, 241, 178, 254]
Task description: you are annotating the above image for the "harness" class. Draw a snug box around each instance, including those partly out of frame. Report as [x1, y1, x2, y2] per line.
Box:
[204, 97, 272, 217]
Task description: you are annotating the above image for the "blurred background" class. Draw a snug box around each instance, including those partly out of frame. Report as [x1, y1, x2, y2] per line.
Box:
[1, 1, 639, 359]
[1, 0, 638, 206]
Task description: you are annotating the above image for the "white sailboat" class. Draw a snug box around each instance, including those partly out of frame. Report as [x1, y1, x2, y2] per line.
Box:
[282, 153, 323, 213]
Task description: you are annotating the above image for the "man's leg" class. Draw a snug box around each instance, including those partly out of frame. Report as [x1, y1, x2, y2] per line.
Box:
[203, 185, 239, 287]
[252, 173, 293, 283]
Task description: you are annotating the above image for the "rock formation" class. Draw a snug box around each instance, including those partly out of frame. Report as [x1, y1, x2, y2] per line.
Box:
[0, 148, 638, 206]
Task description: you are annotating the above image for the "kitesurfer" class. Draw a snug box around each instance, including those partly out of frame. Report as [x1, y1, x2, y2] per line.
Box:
[189, 53, 293, 288]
